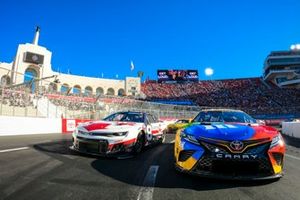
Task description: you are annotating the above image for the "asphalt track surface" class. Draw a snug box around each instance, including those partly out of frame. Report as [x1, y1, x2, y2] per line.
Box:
[0, 133, 300, 200]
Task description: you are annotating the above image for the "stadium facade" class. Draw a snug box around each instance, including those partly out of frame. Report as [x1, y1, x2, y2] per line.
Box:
[263, 45, 300, 89]
[1, 26, 299, 98]
[0, 27, 141, 96]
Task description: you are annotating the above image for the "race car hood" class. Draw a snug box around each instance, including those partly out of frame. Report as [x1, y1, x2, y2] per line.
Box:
[183, 123, 278, 141]
[78, 121, 143, 133]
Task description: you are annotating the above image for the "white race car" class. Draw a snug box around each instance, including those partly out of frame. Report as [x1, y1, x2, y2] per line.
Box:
[71, 111, 167, 156]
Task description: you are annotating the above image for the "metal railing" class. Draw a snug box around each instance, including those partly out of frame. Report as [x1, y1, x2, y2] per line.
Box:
[1, 66, 299, 120]
[0, 86, 201, 120]
[2, 85, 300, 120]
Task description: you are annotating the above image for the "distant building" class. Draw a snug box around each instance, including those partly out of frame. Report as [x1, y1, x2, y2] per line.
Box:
[263, 45, 300, 89]
[0, 27, 141, 96]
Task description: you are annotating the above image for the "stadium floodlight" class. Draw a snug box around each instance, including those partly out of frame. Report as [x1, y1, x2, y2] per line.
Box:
[205, 67, 214, 76]
[291, 45, 296, 50]
[290, 44, 300, 50]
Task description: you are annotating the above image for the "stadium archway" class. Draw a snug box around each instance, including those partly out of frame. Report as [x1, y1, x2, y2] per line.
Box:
[84, 86, 93, 95]
[107, 88, 115, 95]
[61, 83, 70, 94]
[118, 88, 125, 96]
[73, 85, 81, 94]
[1, 75, 11, 86]
[96, 87, 104, 96]
[24, 67, 39, 92]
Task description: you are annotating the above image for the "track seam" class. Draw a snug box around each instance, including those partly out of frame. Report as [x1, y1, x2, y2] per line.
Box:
[137, 165, 159, 200]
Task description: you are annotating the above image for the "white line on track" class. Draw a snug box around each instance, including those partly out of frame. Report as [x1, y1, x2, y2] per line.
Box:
[285, 153, 300, 161]
[137, 165, 159, 200]
[0, 147, 29, 153]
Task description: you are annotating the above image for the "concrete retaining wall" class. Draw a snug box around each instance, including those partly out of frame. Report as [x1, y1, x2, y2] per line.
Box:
[0, 116, 62, 136]
[282, 122, 300, 139]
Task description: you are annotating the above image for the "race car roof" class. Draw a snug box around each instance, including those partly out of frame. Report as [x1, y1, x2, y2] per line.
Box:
[200, 108, 244, 112]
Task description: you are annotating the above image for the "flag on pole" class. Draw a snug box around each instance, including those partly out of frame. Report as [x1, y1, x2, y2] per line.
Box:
[130, 61, 135, 71]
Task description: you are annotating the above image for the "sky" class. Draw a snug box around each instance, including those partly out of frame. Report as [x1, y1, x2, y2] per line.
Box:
[0, 0, 300, 81]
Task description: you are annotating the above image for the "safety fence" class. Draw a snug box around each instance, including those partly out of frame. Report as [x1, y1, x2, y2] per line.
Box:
[1, 65, 299, 121]
[0, 86, 201, 120]
[3, 86, 300, 124]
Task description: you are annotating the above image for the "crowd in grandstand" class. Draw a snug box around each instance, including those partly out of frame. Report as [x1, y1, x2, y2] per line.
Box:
[45, 93, 96, 111]
[1, 78, 300, 117]
[0, 87, 33, 107]
[141, 78, 300, 115]
[0, 87, 97, 111]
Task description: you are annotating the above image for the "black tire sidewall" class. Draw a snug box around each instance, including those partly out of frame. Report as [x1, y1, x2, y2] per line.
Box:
[133, 132, 144, 154]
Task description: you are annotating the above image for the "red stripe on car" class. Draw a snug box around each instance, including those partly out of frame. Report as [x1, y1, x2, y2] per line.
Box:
[109, 138, 137, 148]
[122, 138, 137, 145]
[83, 123, 110, 131]
[151, 130, 160, 134]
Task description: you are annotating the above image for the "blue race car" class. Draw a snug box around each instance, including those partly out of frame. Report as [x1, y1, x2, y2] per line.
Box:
[174, 109, 285, 180]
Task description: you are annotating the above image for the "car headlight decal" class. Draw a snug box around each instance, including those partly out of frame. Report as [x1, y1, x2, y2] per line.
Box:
[112, 132, 128, 136]
[180, 130, 199, 145]
[270, 134, 283, 149]
[75, 129, 128, 137]
[78, 130, 87, 135]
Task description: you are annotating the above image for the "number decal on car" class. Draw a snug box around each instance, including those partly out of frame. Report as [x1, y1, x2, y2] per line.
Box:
[146, 125, 153, 141]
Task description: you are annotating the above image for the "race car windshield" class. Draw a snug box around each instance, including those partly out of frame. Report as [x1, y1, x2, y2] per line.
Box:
[103, 112, 144, 123]
[193, 111, 256, 124]
[176, 119, 189, 124]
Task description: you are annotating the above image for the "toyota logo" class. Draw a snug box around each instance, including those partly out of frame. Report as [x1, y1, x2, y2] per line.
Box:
[230, 140, 244, 151]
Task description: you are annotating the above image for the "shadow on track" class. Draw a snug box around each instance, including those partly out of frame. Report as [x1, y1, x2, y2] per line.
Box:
[33, 139, 73, 154]
[32, 139, 278, 191]
[32, 139, 102, 160]
[91, 143, 278, 191]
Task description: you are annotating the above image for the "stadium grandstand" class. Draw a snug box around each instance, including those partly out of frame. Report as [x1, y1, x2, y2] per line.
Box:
[0, 27, 300, 123]
[141, 77, 300, 118]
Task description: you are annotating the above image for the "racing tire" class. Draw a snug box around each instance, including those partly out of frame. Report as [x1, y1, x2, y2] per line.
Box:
[158, 133, 165, 144]
[133, 132, 145, 154]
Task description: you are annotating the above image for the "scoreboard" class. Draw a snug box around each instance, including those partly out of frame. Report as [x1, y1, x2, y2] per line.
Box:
[157, 70, 199, 83]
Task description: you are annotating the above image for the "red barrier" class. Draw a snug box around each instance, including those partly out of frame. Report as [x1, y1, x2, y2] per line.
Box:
[62, 118, 92, 133]
[264, 119, 284, 126]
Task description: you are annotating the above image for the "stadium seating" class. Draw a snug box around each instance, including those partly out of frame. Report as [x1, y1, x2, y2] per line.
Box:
[1, 77, 299, 118]
[141, 78, 300, 115]
[45, 93, 96, 111]
[0, 88, 41, 117]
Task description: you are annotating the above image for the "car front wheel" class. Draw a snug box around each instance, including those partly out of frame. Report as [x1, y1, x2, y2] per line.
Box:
[133, 132, 145, 154]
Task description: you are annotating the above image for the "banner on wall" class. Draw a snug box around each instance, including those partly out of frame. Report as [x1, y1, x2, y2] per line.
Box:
[62, 118, 92, 133]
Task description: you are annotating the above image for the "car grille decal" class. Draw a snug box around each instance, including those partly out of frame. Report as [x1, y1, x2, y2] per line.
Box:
[198, 136, 271, 153]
